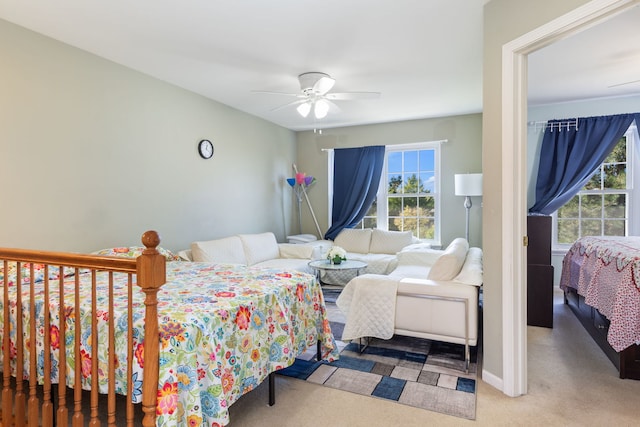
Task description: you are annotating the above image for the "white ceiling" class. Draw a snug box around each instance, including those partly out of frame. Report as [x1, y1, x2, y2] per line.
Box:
[1, 1, 639, 131]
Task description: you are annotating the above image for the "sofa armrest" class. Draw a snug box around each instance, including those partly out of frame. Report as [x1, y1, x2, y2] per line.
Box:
[278, 243, 314, 259]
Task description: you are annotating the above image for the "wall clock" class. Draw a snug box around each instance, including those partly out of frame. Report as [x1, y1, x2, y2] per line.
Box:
[198, 139, 214, 159]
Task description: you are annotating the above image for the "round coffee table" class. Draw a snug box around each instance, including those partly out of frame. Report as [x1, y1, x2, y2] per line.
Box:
[308, 259, 368, 284]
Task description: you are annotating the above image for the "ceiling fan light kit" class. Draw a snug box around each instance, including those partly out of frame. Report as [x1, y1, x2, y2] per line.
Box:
[254, 71, 380, 121]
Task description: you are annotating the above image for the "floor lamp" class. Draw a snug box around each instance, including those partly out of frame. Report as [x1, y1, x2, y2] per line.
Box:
[454, 173, 483, 243]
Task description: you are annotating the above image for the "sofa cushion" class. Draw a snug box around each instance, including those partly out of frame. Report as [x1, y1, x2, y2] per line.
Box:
[427, 238, 469, 281]
[369, 229, 413, 254]
[453, 247, 483, 286]
[334, 228, 372, 254]
[278, 243, 314, 259]
[191, 236, 246, 264]
[396, 248, 444, 267]
[239, 232, 280, 266]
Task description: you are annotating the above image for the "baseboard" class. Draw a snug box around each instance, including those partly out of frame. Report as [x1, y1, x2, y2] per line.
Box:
[481, 368, 504, 392]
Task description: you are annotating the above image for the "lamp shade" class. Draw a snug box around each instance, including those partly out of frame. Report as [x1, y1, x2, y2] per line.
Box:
[455, 173, 483, 196]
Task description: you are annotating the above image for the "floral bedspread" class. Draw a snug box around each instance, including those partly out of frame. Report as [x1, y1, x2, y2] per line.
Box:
[1, 261, 339, 426]
[559, 236, 640, 351]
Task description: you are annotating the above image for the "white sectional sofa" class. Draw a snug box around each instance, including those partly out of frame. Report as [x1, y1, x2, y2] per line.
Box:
[336, 238, 482, 371]
[316, 228, 428, 285]
[182, 232, 318, 275]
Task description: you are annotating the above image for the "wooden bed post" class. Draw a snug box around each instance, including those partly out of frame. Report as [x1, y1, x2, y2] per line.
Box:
[136, 231, 166, 427]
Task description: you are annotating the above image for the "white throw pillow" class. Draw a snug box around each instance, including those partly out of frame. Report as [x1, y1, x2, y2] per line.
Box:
[453, 247, 483, 286]
[369, 229, 413, 254]
[239, 232, 280, 266]
[191, 236, 246, 264]
[427, 238, 469, 281]
[334, 228, 372, 254]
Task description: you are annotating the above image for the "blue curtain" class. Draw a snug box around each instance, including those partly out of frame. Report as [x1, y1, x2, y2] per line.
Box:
[324, 146, 385, 240]
[529, 113, 640, 215]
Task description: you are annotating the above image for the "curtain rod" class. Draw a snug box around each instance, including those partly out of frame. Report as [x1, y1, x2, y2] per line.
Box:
[528, 118, 578, 132]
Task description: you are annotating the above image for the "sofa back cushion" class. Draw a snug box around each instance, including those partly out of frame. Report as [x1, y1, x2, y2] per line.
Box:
[453, 247, 483, 286]
[278, 243, 314, 259]
[191, 236, 246, 264]
[239, 232, 280, 266]
[370, 229, 413, 254]
[427, 238, 469, 281]
[334, 228, 372, 254]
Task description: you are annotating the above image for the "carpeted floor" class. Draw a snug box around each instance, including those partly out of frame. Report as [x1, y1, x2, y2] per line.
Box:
[277, 287, 479, 420]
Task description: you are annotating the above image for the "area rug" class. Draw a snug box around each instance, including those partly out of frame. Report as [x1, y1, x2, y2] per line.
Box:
[278, 289, 478, 420]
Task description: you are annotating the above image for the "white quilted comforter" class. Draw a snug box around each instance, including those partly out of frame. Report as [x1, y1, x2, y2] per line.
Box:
[335, 275, 398, 341]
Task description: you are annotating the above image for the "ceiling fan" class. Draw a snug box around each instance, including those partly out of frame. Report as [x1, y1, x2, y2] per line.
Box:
[253, 72, 381, 119]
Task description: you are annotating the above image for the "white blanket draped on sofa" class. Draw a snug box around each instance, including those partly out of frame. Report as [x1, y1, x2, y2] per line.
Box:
[336, 276, 399, 341]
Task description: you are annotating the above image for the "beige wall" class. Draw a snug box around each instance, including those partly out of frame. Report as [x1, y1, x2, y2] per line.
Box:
[0, 19, 297, 253]
[295, 114, 483, 248]
[483, 0, 594, 381]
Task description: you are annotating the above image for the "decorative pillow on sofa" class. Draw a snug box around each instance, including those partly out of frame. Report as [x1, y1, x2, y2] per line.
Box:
[191, 237, 247, 264]
[93, 246, 182, 261]
[334, 228, 372, 254]
[427, 238, 469, 281]
[369, 229, 413, 254]
[238, 232, 280, 266]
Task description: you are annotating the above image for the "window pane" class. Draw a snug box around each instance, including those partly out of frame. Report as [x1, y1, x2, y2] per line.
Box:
[419, 150, 434, 171]
[403, 151, 418, 172]
[388, 196, 401, 216]
[420, 172, 434, 193]
[604, 193, 626, 218]
[388, 152, 402, 174]
[605, 137, 626, 163]
[557, 195, 579, 218]
[603, 163, 626, 189]
[580, 194, 602, 218]
[558, 219, 579, 244]
[388, 218, 401, 231]
[363, 217, 377, 229]
[419, 218, 435, 239]
[604, 220, 625, 236]
[403, 196, 418, 209]
[584, 169, 601, 190]
[418, 196, 435, 217]
[388, 175, 402, 193]
[582, 219, 602, 236]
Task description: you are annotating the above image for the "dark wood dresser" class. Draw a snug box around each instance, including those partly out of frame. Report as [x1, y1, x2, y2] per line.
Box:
[527, 215, 554, 328]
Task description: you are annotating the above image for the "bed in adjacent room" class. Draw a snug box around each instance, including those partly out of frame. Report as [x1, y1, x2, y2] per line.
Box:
[1, 231, 338, 426]
[560, 235, 640, 379]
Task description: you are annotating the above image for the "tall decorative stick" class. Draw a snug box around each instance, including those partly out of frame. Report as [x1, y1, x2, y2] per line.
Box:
[293, 164, 323, 238]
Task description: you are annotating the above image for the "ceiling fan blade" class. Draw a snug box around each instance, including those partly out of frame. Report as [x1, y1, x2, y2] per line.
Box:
[251, 90, 303, 98]
[270, 98, 308, 112]
[325, 91, 381, 100]
[607, 78, 640, 88]
[313, 76, 336, 95]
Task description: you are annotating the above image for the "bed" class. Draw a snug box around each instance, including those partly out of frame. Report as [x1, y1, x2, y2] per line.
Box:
[559, 236, 640, 379]
[0, 230, 338, 426]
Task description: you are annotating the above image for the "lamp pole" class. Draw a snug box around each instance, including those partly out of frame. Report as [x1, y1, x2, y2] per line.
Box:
[464, 195, 472, 242]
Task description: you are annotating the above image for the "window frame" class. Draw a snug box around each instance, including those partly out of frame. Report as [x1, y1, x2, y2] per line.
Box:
[353, 141, 442, 244]
[552, 124, 638, 249]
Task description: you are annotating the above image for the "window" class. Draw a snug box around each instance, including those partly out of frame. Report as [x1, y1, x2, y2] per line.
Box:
[355, 142, 441, 242]
[553, 125, 638, 246]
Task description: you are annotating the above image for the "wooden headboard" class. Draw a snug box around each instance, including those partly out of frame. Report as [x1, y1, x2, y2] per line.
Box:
[1, 230, 166, 427]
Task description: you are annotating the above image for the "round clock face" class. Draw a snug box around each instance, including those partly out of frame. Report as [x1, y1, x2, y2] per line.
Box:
[198, 139, 214, 159]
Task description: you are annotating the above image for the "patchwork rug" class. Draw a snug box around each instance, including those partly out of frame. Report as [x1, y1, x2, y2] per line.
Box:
[278, 288, 479, 420]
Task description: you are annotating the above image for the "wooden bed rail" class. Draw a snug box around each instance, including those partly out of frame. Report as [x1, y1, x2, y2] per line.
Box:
[0, 230, 166, 427]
